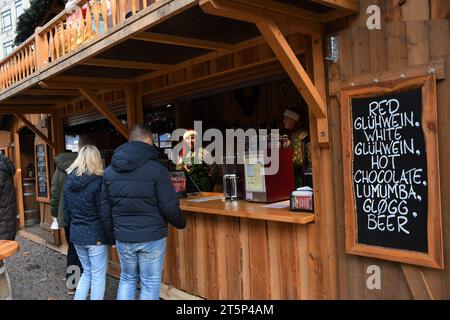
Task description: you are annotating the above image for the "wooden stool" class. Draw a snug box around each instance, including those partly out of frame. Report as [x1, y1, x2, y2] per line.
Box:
[0, 241, 20, 300]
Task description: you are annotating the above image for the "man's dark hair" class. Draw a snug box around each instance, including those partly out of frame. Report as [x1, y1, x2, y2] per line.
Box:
[78, 135, 93, 149]
[129, 124, 153, 142]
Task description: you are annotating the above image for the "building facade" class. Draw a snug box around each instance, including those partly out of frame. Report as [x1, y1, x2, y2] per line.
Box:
[0, 0, 30, 60]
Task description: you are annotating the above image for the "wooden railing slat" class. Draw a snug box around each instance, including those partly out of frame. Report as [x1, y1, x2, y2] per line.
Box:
[86, 4, 93, 39]
[93, 0, 100, 35]
[101, 0, 109, 32]
[111, 0, 117, 26]
[120, 0, 126, 21]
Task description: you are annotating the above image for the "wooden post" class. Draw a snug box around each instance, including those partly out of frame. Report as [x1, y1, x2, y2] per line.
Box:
[51, 109, 65, 156]
[125, 85, 144, 129]
[34, 27, 48, 70]
[78, 87, 130, 139]
[13, 131, 25, 229]
[308, 33, 338, 299]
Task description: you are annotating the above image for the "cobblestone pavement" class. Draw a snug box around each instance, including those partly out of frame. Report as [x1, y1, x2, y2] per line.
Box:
[4, 237, 119, 300]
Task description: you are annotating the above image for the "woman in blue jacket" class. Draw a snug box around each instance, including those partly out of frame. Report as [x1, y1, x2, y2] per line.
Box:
[64, 145, 114, 300]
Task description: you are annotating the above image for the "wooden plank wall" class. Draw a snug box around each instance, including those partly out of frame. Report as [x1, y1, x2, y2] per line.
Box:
[175, 76, 309, 131]
[329, 0, 450, 299]
[139, 33, 310, 105]
[0, 130, 10, 152]
[11, 115, 61, 245]
[163, 213, 311, 300]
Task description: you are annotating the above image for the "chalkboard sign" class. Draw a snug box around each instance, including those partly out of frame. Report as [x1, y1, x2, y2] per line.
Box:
[340, 76, 443, 269]
[35, 142, 50, 202]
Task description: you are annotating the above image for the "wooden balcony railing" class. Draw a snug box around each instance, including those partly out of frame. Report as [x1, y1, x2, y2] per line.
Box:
[0, 0, 157, 93]
[0, 37, 36, 91]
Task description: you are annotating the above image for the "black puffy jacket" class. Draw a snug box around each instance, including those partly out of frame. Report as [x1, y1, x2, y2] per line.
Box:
[0, 155, 17, 240]
[104, 141, 186, 243]
[64, 173, 114, 245]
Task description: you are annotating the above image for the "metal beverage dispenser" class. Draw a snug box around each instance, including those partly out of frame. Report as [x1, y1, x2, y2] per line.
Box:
[244, 134, 294, 203]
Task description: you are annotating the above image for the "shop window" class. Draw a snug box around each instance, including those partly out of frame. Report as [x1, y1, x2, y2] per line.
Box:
[3, 39, 13, 56]
[15, 0, 23, 18]
[1, 8, 12, 32]
[158, 133, 172, 149]
[153, 132, 172, 160]
[65, 135, 80, 152]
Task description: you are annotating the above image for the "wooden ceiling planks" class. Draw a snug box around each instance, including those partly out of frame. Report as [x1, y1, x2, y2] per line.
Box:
[148, 5, 260, 44]
[0, 0, 351, 116]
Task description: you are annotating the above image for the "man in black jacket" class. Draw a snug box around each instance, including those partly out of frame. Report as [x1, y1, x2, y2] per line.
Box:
[0, 154, 17, 241]
[104, 124, 186, 300]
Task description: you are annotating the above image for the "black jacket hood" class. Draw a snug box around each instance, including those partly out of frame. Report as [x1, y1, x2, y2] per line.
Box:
[67, 173, 99, 192]
[111, 141, 159, 172]
[55, 152, 78, 171]
[0, 155, 15, 177]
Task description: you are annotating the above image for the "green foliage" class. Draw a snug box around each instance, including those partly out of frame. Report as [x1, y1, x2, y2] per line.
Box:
[14, 0, 56, 46]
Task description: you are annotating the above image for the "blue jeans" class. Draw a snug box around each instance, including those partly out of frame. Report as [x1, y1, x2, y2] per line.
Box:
[116, 238, 166, 300]
[74, 244, 109, 300]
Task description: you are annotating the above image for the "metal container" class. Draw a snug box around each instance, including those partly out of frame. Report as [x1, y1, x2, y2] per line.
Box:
[223, 174, 243, 200]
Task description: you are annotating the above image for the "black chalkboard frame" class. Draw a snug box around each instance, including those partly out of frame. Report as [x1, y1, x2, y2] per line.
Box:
[339, 75, 443, 269]
[34, 141, 51, 203]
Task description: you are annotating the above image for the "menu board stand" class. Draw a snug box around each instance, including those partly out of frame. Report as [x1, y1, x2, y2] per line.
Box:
[35, 142, 50, 203]
[339, 75, 443, 269]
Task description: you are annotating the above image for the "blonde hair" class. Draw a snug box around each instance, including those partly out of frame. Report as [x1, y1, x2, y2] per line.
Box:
[67, 145, 104, 176]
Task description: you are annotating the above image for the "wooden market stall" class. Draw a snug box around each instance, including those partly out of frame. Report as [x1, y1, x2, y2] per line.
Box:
[0, 0, 449, 300]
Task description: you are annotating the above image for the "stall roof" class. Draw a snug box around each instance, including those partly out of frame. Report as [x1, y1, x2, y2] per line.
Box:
[0, 0, 358, 115]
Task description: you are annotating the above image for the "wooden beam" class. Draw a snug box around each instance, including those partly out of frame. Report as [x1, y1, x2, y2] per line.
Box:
[50, 76, 132, 86]
[3, 99, 69, 105]
[81, 58, 169, 70]
[320, 8, 358, 23]
[126, 85, 144, 128]
[310, 0, 359, 12]
[22, 89, 80, 96]
[131, 31, 235, 52]
[311, 34, 330, 146]
[401, 264, 434, 300]
[14, 114, 57, 150]
[256, 20, 327, 119]
[51, 109, 65, 155]
[78, 87, 129, 139]
[0, 107, 56, 114]
[39, 80, 131, 91]
[200, 0, 324, 35]
[329, 60, 446, 96]
[233, 0, 323, 22]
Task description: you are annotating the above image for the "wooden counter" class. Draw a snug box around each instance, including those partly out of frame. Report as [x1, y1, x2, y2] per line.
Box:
[164, 192, 316, 300]
[179, 193, 315, 225]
